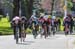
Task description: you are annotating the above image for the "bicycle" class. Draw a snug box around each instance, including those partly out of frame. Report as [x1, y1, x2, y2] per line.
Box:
[43, 24, 48, 39]
[32, 23, 38, 39]
[15, 25, 19, 44]
[51, 25, 56, 35]
[20, 24, 26, 42]
[64, 23, 69, 35]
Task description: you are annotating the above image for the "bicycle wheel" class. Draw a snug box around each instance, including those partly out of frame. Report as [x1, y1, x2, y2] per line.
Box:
[44, 25, 47, 39]
[64, 24, 69, 35]
[15, 26, 19, 44]
[34, 30, 37, 39]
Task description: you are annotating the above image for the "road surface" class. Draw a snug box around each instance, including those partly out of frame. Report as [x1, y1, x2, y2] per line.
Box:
[0, 34, 75, 49]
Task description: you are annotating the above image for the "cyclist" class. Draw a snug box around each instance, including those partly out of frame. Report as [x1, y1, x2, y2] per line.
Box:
[42, 13, 49, 38]
[38, 15, 45, 38]
[20, 16, 27, 42]
[12, 16, 21, 44]
[46, 15, 51, 36]
[64, 16, 70, 35]
[51, 16, 56, 35]
[31, 14, 39, 39]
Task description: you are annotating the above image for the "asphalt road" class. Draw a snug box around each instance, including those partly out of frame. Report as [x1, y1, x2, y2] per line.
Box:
[0, 33, 75, 49]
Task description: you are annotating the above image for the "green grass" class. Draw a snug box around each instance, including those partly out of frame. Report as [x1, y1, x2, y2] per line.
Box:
[60, 18, 64, 31]
[0, 17, 13, 35]
[0, 17, 10, 27]
[0, 27, 13, 35]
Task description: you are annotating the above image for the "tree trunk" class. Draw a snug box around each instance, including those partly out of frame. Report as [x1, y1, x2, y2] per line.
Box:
[13, 0, 19, 18]
[25, 0, 34, 19]
[51, 0, 54, 15]
[28, 0, 34, 18]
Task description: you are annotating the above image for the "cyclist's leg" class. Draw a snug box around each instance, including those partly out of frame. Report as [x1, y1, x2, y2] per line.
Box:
[70, 25, 73, 34]
[53, 26, 55, 35]
[40, 27, 44, 38]
[32, 29, 36, 39]
[13, 27, 16, 39]
[44, 26, 47, 38]
[48, 25, 51, 36]
[19, 26, 21, 38]
[23, 33, 26, 42]
[65, 25, 69, 35]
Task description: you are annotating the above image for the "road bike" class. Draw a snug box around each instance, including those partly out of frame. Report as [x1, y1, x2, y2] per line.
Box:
[21, 23, 26, 42]
[15, 26, 19, 44]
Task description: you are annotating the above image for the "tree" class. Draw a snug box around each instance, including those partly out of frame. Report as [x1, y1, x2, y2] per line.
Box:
[67, 0, 73, 11]
[51, 0, 55, 15]
[23, 0, 34, 19]
[13, 0, 19, 18]
[13, 0, 34, 19]
[0, 0, 14, 8]
[0, 0, 14, 21]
